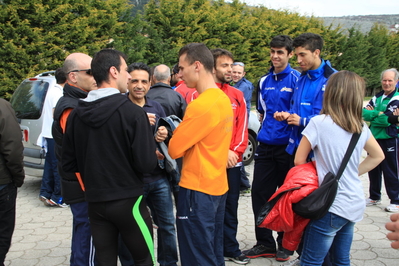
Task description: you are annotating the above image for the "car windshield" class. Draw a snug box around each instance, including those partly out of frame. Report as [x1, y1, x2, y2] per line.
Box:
[10, 80, 49, 119]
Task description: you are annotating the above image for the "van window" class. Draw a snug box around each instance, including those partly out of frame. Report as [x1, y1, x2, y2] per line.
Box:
[10, 80, 49, 119]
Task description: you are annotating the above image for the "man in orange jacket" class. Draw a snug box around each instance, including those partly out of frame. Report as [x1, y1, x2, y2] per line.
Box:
[169, 43, 233, 266]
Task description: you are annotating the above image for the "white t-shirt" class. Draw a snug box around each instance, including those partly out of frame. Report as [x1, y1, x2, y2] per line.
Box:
[302, 115, 371, 222]
[39, 84, 63, 139]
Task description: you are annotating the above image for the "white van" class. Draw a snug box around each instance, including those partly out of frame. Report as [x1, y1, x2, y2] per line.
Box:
[10, 71, 56, 176]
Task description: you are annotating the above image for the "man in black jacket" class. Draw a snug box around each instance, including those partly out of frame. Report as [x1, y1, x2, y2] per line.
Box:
[52, 52, 97, 266]
[147, 64, 187, 204]
[62, 49, 158, 266]
[147, 64, 186, 120]
[0, 99, 25, 265]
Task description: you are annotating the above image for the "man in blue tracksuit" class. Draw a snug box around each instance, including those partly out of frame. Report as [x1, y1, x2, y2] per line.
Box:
[231, 61, 254, 191]
[243, 35, 300, 262]
[231, 62, 253, 118]
[274, 33, 337, 266]
[274, 33, 337, 156]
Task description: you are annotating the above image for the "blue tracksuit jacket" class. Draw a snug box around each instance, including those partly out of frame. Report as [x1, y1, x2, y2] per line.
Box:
[256, 64, 300, 145]
[286, 59, 337, 155]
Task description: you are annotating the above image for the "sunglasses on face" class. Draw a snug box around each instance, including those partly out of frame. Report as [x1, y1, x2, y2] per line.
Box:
[68, 69, 92, 75]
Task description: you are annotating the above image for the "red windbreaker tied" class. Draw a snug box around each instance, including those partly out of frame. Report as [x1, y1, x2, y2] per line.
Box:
[258, 162, 318, 251]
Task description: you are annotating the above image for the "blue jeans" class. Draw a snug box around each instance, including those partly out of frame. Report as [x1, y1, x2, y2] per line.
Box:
[300, 212, 354, 266]
[144, 178, 178, 266]
[240, 164, 250, 189]
[40, 138, 62, 203]
[177, 188, 226, 266]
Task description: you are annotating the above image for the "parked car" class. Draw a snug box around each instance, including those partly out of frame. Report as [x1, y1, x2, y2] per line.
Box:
[10, 71, 56, 176]
[243, 111, 260, 166]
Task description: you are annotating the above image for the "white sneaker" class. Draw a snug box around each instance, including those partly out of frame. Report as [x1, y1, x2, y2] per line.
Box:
[385, 204, 399, 212]
[366, 198, 381, 206]
[281, 258, 300, 266]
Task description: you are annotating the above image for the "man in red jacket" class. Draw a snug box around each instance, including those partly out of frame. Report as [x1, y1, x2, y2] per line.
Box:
[211, 48, 249, 265]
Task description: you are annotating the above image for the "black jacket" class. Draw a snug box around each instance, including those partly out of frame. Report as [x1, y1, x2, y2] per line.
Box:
[52, 83, 88, 204]
[146, 82, 187, 119]
[0, 99, 24, 187]
[62, 92, 157, 202]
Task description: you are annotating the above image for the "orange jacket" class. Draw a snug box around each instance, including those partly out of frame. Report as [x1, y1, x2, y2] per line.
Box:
[169, 88, 233, 196]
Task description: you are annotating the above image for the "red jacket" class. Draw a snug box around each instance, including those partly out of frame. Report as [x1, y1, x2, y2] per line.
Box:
[258, 162, 318, 251]
[216, 83, 248, 161]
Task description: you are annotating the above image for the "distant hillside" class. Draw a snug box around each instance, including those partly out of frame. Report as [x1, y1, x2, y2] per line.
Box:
[130, 1, 398, 34]
[321, 14, 399, 34]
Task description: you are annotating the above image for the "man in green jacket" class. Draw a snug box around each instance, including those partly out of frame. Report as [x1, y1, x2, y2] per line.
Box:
[363, 68, 399, 212]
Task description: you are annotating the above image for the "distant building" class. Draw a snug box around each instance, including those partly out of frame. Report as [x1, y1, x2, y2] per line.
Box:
[389, 24, 399, 33]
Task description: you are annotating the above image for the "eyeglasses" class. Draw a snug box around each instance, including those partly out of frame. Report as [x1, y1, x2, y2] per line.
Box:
[68, 69, 92, 75]
[232, 62, 245, 67]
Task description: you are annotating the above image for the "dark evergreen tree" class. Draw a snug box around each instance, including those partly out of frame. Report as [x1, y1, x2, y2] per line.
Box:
[365, 23, 389, 95]
[386, 32, 399, 70]
[335, 26, 370, 78]
[0, 0, 133, 99]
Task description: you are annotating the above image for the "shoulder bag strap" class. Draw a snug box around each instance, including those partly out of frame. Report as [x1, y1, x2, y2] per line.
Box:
[335, 132, 361, 181]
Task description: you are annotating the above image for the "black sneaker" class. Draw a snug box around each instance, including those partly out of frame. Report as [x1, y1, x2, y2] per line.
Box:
[225, 253, 250, 265]
[276, 248, 291, 261]
[277, 246, 294, 261]
[242, 244, 276, 258]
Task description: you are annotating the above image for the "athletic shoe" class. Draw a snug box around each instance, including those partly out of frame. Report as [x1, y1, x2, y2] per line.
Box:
[242, 244, 276, 258]
[39, 195, 48, 202]
[57, 202, 69, 208]
[276, 248, 291, 261]
[44, 198, 57, 207]
[280, 258, 300, 266]
[385, 204, 399, 212]
[44, 199, 69, 208]
[366, 198, 381, 206]
[225, 254, 250, 265]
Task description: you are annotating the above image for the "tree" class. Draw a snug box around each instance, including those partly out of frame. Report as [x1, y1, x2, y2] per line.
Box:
[335, 26, 370, 78]
[0, 0, 133, 99]
[144, 0, 213, 65]
[386, 32, 399, 70]
[365, 23, 389, 94]
[110, 11, 150, 64]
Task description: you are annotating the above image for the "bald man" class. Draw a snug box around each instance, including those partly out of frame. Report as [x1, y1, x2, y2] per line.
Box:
[146, 64, 187, 120]
[146, 64, 187, 204]
[52, 53, 97, 266]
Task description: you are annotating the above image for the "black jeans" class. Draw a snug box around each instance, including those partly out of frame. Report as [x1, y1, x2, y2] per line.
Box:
[0, 183, 17, 265]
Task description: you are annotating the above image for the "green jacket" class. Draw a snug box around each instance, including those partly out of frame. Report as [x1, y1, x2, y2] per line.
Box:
[362, 90, 399, 139]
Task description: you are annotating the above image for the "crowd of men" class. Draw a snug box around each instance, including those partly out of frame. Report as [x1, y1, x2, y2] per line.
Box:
[2, 32, 399, 266]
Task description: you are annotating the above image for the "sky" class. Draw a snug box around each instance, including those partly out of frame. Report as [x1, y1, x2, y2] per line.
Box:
[241, 1, 399, 17]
